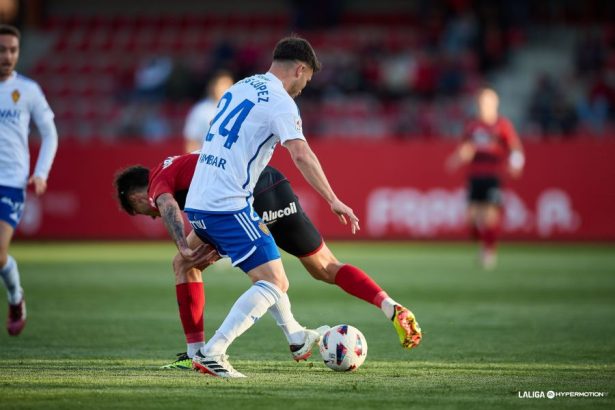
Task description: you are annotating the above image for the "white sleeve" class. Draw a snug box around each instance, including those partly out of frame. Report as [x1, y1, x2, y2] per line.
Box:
[271, 100, 305, 144]
[31, 85, 58, 180]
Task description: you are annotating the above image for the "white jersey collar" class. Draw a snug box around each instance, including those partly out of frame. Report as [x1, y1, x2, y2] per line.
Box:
[264, 72, 283, 88]
[0, 71, 17, 85]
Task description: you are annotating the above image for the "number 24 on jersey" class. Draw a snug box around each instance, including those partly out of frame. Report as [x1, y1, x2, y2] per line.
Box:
[205, 92, 255, 149]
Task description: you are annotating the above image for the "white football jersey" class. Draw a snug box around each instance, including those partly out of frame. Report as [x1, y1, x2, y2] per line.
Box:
[0, 71, 57, 189]
[185, 72, 305, 212]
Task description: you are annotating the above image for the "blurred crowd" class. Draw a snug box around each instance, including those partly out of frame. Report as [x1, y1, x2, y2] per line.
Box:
[13, 0, 615, 141]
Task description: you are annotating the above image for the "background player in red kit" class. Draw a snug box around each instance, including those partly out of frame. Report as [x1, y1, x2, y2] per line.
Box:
[447, 88, 525, 269]
[114, 153, 422, 368]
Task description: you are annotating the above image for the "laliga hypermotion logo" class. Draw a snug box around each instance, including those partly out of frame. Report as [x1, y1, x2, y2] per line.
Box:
[12, 89, 20, 103]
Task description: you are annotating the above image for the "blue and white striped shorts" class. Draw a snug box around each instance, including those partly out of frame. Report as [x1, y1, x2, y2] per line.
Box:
[185, 205, 280, 273]
[0, 185, 25, 229]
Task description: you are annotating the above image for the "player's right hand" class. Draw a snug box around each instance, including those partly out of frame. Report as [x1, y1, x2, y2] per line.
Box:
[330, 199, 360, 234]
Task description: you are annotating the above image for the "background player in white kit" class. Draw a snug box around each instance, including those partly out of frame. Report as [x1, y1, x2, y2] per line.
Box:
[183, 36, 359, 377]
[183, 70, 234, 153]
[0, 25, 58, 336]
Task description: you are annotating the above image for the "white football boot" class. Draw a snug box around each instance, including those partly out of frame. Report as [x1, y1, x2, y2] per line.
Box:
[290, 325, 330, 361]
[192, 351, 246, 378]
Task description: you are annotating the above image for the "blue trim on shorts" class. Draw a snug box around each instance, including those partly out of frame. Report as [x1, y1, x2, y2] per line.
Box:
[0, 185, 26, 229]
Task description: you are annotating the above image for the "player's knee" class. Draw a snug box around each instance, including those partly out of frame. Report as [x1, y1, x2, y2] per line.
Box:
[277, 276, 289, 293]
[302, 259, 338, 284]
[172, 253, 187, 282]
[255, 274, 289, 292]
[0, 245, 9, 268]
[301, 248, 340, 284]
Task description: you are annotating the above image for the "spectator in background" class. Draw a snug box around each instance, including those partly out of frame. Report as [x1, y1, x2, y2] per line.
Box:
[527, 74, 577, 137]
[183, 70, 234, 152]
[134, 56, 173, 102]
[447, 88, 524, 269]
[576, 71, 614, 136]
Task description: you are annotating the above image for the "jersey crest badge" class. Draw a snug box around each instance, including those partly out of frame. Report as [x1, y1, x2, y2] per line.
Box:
[162, 156, 179, 169]
[258, 221, 270, 236]
[11, 90, 20, 104]
[294, 116, 302, 132]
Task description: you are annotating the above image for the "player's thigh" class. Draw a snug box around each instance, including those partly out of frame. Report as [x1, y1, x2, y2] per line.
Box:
[299, 242, 341, 283]
[0, 221, 14, 266]
[253, 181, 323, 257]
[187, 230, 205, 249]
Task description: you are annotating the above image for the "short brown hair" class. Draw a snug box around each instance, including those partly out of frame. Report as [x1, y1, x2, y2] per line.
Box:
[114, 166, 149, 215]
[0, 24, 21, 40]
[273, 35, 321, 72]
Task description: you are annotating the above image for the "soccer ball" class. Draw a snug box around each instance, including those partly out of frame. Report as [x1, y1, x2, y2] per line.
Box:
[319, 324, 367, 371]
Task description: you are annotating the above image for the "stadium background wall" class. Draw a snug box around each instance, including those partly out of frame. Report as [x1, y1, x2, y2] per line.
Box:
[15, 139, 615, 241]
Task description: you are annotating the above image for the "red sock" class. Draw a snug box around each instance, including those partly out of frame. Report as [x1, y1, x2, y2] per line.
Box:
[483, 225, 498, 251]
[334, 264, 388, 307]
[176, 282, 205, 343]
[470, 222, 481, 240]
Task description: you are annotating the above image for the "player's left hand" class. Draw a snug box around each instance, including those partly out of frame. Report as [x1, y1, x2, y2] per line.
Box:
[330, 198, 360, 234]
[179, 243, 220, 266]
[28, 175, 47, 196]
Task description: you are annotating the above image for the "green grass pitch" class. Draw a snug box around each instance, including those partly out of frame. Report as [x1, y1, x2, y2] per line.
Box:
[1, 241, 614, 409]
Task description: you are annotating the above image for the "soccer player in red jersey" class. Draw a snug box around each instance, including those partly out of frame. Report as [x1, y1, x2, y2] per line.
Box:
[447, 88, 525, 269]
[114, 153, 422, 368]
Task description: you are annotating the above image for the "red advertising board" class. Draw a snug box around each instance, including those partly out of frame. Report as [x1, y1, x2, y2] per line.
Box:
[15, 139, 615, 241]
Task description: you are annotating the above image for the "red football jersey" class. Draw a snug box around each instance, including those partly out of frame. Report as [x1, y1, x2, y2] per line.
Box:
[148, 153, 198, 211]
[462, 116, 519, 177]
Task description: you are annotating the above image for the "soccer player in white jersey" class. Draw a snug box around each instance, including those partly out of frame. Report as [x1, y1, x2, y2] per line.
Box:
[182, 36, 359, 378]
[0, 25, 58, 336]
[183, 70, 234, 153]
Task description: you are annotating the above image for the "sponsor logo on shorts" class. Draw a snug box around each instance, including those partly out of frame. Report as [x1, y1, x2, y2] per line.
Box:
[261, 201, 297, 224]
[189, 219, 206, 230]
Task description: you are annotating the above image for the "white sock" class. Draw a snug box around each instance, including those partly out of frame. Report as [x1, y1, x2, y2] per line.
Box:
[381, 297, 398, 320]
[0, 255, 23, 305]
[268, 292, 305, 345]
[202, 280, 281, 356]
[187, 342, 205, 358]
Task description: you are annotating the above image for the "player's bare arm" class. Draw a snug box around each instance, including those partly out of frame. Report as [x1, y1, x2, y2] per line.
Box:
[446, 141, 476, 172]
[284, 139, 360, 234]
[507, 138, 525, 179]
[156, 193, 209, 263]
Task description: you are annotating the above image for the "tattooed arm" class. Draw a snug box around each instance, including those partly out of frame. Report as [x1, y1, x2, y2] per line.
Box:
[156, 193, 219, 267]
[156, 193, 190, 253]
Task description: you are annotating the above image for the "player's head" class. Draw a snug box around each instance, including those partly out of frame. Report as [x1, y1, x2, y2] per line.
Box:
[271, 35, 321, 98]
[114, 166, 158, 217]
[208, 70, 234, 101]
[0, 24, 20, 80]
[476, 87, 499, 124]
